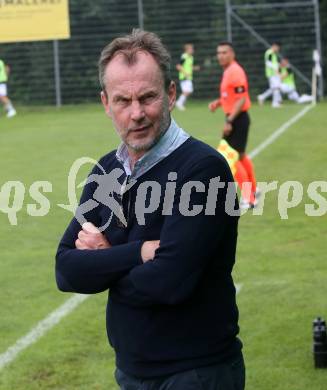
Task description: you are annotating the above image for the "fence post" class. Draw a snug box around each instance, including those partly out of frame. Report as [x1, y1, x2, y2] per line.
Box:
[225, 0, 232, 42]
[137, 0, 144, 30]
[53, 40, 62, 107]
[312, 0, 324, 98]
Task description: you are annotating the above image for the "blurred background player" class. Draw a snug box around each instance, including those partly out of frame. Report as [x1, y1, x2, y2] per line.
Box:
[280, 58, 313, 104]
[0, 57, 17, 118]
[209, 41, 259, 209]
[257, 43, 282, 108]
[175, 43, 200, 111]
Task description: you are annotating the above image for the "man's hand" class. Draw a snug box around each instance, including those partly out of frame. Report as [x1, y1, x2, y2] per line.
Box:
[141, 240, 160, 263]
[208, 99, 220, 112]
[75, 222, 111, 250]
[223, 122, 233, 136]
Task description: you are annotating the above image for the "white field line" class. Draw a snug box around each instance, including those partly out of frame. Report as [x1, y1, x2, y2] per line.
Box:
[0, 294, 88, 370]
[0, 103, 315, 370]
[249, 103, 315, 159]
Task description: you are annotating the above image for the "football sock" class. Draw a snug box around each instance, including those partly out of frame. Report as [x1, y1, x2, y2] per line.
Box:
[5, 102, 14, 112]
[240, 155, 257, 195]
[235, 160, 254, 203]
[177, 94, 186, 106]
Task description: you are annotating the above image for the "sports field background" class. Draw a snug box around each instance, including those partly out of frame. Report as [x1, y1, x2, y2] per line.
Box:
[0, 101, 326, 389]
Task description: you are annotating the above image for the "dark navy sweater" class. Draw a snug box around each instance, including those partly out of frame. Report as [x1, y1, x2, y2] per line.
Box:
[56, 137, 242, 378]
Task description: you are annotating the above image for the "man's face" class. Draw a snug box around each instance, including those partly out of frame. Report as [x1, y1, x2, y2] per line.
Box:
[217, 45, 235, 68]
[101, 51, 176, 156]
[280, 59, 288, 67]
[272, 44, 280, 53]
[185, 44, 194, 55]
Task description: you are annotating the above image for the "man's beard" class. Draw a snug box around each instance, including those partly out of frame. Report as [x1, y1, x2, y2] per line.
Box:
[125, 99, 171, 152]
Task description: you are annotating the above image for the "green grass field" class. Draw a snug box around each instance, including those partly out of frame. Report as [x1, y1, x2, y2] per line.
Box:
[0, 101, 326, 389]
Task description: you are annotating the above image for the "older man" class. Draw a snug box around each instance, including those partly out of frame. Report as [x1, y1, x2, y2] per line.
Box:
[56, 30, 244, 390]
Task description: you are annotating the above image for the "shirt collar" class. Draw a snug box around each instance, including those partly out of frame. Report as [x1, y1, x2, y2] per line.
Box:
[116, 118, 189, 179]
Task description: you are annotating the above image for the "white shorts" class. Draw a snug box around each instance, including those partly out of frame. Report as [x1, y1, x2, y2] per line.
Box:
[269, 75, 281, 90]
[0, 83, 8, 97]
[180, 80, 193, 94]
[280, 83, 295, 94]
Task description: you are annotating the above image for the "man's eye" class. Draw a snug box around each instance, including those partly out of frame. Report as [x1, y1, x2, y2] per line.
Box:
[141, 95, 156, 104]
[116, 98, 129, 105]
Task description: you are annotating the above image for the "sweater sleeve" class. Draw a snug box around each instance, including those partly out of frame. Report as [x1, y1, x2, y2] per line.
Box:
[56, 244, 143, 295]
[55, 158, 143, 294]
[110, 156, 239, 306]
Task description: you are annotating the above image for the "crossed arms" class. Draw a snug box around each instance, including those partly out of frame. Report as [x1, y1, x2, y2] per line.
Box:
[56, 156, 236, 306]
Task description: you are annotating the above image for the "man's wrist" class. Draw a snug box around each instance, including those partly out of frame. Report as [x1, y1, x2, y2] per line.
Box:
[209, 100, 219, 111]
[225, 116, 233, 124]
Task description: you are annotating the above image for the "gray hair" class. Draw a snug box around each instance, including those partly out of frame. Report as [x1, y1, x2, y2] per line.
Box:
[98, 29, 172, 92]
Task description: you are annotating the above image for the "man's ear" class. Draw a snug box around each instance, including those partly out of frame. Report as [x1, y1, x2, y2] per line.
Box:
[167, 81, 176, 111]
[100, 90, 111, 117]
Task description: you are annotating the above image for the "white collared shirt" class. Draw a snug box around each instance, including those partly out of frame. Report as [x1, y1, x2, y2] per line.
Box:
[115, 118, 190, 180]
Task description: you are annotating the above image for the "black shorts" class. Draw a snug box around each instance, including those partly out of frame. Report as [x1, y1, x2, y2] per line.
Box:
[223, 111, 250, 154]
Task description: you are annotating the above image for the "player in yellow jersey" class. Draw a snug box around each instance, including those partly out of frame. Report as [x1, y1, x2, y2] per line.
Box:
[279, 58, 313, 104]
[257, 43, 282, 108]
[175, 44, 200, 111]
[0, 57, 16, 118]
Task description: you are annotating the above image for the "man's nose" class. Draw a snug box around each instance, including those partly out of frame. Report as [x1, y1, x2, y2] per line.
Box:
[130, 101, 145, 121]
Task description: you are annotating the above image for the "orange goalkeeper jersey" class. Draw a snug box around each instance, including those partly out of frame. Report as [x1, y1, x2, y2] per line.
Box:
[219, 60, 251, 114]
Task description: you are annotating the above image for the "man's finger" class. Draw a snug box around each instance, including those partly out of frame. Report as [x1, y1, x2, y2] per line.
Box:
[82, 222, 100, 234]
[75, 238, 89, 250]
[78, 230, 88, 241]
